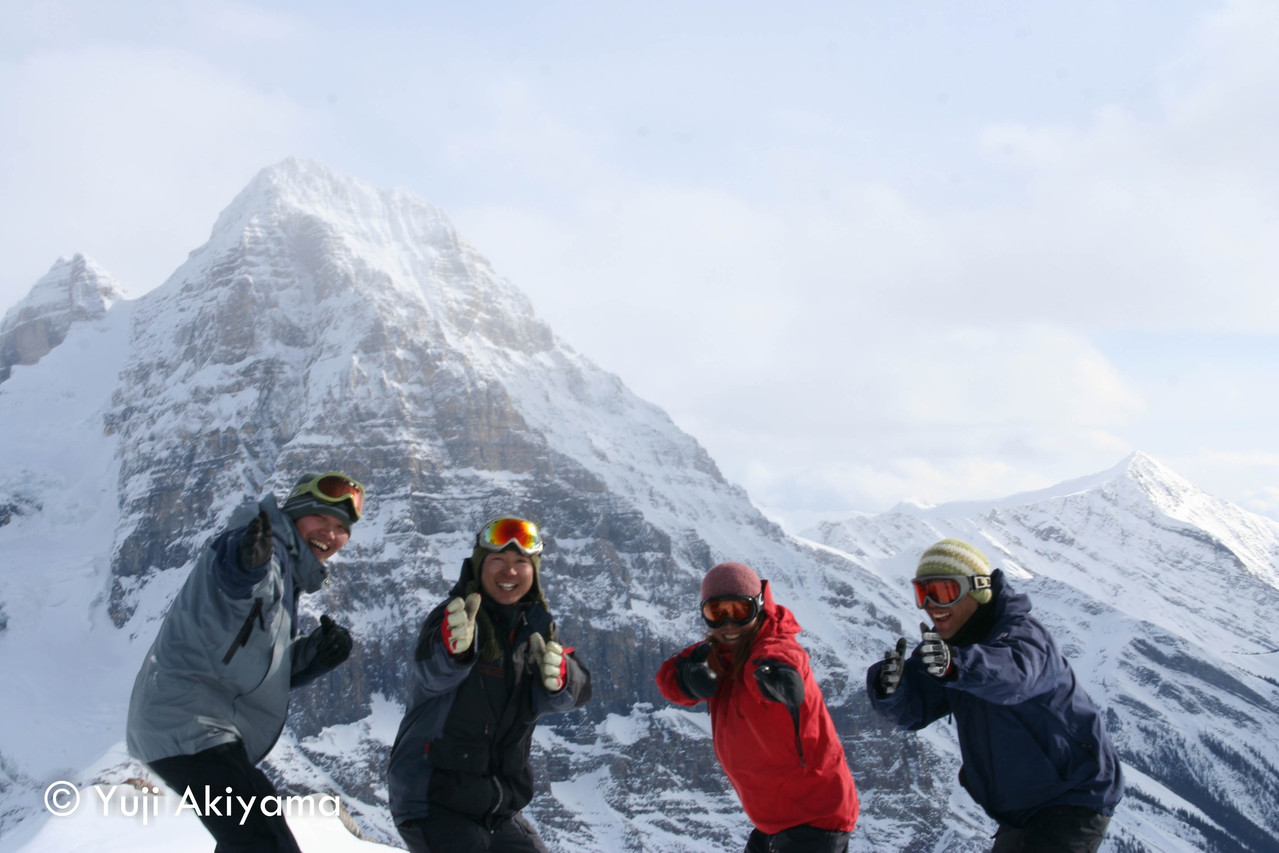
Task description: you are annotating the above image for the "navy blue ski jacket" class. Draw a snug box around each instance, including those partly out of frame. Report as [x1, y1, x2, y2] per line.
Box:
[866, 570, 1123, 828]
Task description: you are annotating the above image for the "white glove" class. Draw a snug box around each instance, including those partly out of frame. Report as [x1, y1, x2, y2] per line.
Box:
[920, 622, 952, 678]
[442, 593, 481, 655]
[529, 633, 566, 692]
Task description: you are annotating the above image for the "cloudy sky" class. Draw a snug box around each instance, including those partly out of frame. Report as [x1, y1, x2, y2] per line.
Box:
[2, 0, 1277, 530]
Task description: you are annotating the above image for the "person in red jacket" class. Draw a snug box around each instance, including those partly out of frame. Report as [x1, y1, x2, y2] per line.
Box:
[656, 562, 859, 852]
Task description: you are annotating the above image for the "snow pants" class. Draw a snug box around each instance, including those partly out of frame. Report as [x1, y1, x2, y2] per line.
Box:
[744, 823, 851, 853]
[148, 741, 302, 853]
[990, 805, 1111, 853]
[396, 808, 550, 853]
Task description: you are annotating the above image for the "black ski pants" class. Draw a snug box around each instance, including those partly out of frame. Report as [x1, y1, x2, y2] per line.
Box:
[744, 823, 851, 853]
[396, 808, 550, 853]
[148, 741, 302, 853]
[990, 805, 1111, 853]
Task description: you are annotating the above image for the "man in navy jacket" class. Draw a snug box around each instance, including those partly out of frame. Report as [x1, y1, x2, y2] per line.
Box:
[866, 539, 1123, 853]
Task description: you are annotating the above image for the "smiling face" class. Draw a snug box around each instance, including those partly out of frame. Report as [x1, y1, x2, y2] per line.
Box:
[925, 593, 979, 640]
[709, 614, 761, 649]
[480, 550, 535, 605]
[292, 513, 351, 563]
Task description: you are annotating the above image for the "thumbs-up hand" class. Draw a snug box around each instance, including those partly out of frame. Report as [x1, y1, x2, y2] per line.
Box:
[442, 593, 481, 655]
[877, 637, 909, 696]
[529, 633, 567, 692]
[920, 622, 953, 679]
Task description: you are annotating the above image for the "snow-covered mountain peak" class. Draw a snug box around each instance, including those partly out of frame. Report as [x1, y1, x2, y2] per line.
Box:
[0, 253, 125, 383]
[884, 497, 933, 513]
[872, 452, 1201, 525]
[1109, 450, 1198, 505]
[148, 157, 551, 363]
[1096, 452, 1279, 586]
[2, 254, 124, 324]
[208, 158, 454, 261]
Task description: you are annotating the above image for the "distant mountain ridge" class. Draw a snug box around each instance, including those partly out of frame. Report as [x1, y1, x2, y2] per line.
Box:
[1, 159, 1277, 852]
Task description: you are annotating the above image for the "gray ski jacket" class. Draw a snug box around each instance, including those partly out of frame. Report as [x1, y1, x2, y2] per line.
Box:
[126, 495, 337, 764]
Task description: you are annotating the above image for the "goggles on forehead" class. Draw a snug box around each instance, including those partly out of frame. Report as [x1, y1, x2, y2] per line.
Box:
[477, 516, 544, 557]
[912, 574, 991, 609]
[288, 472, 365, 520]
[701, 594, 763, 629]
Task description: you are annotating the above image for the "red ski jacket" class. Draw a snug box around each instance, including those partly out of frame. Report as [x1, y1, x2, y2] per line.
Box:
[656, 581, 858, 834]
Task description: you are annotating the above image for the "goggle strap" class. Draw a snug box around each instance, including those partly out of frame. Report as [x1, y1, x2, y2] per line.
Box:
[478, 539, 541, 557]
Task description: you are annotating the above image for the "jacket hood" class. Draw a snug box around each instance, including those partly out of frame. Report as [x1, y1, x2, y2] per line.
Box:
[949, 568, 1026, 647]
[989, 569, 1031, 622]
[755, 580, 802, 641]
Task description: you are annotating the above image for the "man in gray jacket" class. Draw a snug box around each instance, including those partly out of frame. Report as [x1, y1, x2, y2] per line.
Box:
[127, 471, 365, 852]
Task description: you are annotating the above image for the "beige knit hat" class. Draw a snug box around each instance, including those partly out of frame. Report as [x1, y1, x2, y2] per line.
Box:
[916, 539, 993, 604]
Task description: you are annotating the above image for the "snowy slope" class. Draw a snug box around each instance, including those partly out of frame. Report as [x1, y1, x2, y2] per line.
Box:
[2, 160, 1277, 852]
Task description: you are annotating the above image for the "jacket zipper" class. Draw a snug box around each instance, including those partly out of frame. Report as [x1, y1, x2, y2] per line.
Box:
[221, 597, 266, 664]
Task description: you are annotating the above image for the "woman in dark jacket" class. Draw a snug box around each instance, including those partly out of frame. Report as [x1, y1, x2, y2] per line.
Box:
[388, 516, 592, 853]
[657, 561, 859, 852]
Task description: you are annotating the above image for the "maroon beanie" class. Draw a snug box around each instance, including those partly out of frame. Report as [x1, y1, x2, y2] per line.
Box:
[701, 562, 762, 601]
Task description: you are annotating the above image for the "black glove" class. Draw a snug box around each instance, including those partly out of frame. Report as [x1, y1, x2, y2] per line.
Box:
[877, 637, 909, 696]
[315, 614, 353, 667]
[677, 642, 719, 700]
[920, 622, 952, 678]
[754, 658, 804, 709]
[238, 510, 273, 569]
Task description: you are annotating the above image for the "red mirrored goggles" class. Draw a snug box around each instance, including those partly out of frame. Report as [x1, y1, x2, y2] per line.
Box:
[478, 516, 544, 557]
[289, 472, 365, 520]
[912, 574, 991, 608]
[701, 594, 763, 629]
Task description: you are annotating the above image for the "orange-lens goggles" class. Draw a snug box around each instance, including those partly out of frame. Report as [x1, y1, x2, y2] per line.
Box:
[478, 516, 544, 556]
[291, 472, 365, 520]
[701, 594, 762, 629]
[912, 574, 989, 608]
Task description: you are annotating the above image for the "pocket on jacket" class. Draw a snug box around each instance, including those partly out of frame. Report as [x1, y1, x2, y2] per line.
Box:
[977, 713, 1074, 813]
[428, 737, 490, 775]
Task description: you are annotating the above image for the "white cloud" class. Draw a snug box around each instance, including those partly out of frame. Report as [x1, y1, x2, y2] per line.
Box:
[0, 42, 311, 303]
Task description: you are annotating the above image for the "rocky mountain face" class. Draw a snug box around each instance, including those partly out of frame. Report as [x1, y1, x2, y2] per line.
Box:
[1, 160, 1277, 852]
